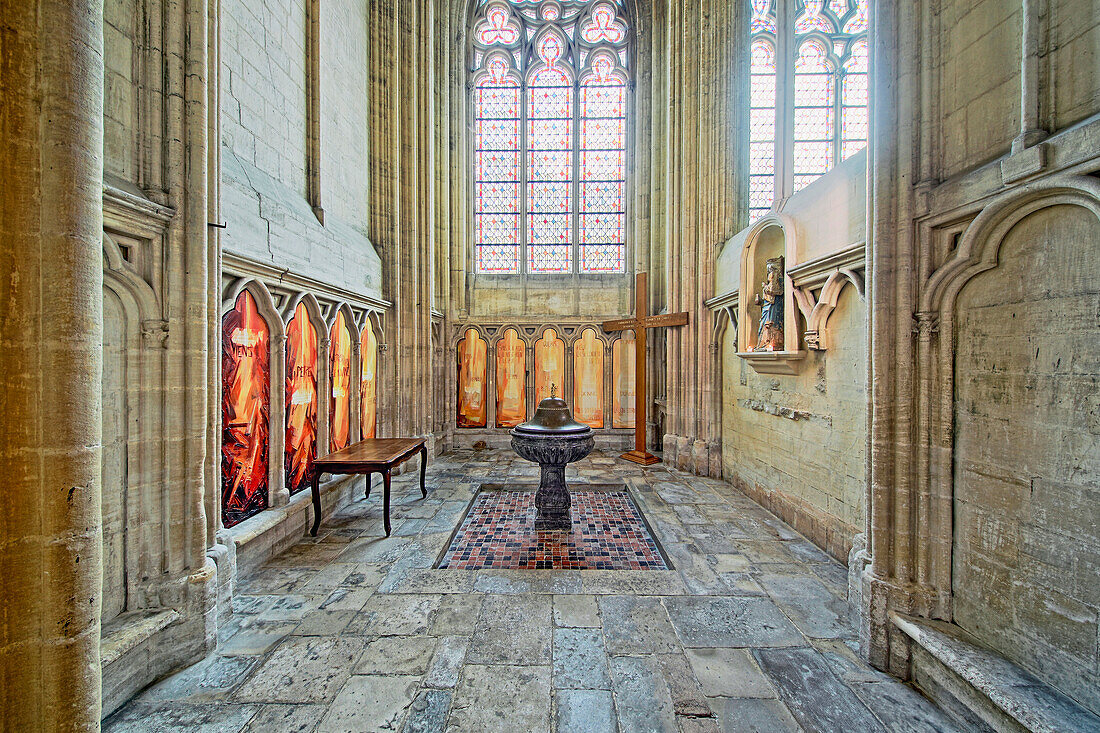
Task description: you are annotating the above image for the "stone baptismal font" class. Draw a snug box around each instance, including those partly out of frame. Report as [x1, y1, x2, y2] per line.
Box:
[510, 386, 595, 530]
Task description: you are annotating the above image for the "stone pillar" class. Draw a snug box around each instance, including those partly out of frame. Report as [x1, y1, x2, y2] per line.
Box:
[0, 0, 105, 729]
[654, 0, 745, 477]
[368, 0, 437, 441]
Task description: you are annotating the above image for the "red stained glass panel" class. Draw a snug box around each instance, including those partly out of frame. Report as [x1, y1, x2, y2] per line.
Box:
[329, 312, 352, 453]
[285, 303, 317, 496]
[361, 319, 378, 439]
[221, 290, 270, 528]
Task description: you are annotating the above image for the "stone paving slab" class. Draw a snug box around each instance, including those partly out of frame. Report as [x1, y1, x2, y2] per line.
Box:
[664, 596, 804, 648]
[315, 674, 419, 731]
[448, 664, 552, 732]
[600, 595, 683, 655]
[467, 593, 553, 665]
[753, 646, 886, 733]
[554, 689, 618, 733]
[105, 450, 959, 733]
[554, 627, 613, 690]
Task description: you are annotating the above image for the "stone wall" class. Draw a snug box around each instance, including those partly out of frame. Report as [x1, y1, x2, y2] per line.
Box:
[952, 203, 1100, 712]
[722, 287, 866, 562]
[220, 0, 381, 297]
[938, 0, 1022, 177]
[714, 154, 869, 563]
[103, 0, 138, 181]
[862, 0, 1100, 719]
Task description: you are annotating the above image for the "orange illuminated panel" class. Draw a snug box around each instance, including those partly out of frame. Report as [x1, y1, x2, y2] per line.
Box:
[285, 303, 318, 495]
[534, 328, 565, 403]
[496, 328, 526, 428]
[221, 290, 270, 527]
[361, 319, 378, 439]
[612, 334, 636, 429]
[329, 311, 352, 452]
[573, 328, 605, 428]
[458, 329, 488, 427]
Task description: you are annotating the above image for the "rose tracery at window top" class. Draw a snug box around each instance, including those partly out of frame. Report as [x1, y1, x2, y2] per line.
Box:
[472, 1, 630, 275]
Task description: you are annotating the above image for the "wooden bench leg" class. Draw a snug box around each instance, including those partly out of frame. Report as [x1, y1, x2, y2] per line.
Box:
[364, 471, 372, 500]
[419, 445, 428, 499]
[383, 469, 392, 537]
[310, 472, 322, 537]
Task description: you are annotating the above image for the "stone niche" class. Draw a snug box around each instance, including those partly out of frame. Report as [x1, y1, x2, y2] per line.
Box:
[950, 202, 1100, 714]
[737, 218, 806, 374]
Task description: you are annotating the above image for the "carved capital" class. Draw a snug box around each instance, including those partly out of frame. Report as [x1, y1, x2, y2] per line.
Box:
[912, 312, 940, 341]
[141, 319, 170, 348]
[804, 330, 822, 351]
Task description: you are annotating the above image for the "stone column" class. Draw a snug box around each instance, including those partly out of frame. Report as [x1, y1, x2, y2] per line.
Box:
[0, 0, 105, 729]
[654, 0, 743, 477]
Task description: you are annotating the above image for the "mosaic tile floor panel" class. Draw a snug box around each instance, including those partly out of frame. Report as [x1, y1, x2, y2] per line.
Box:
[438, 485, 669, 570]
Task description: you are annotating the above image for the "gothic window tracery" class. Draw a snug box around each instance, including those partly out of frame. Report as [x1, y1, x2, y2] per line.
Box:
[749, 0, 868, 221]
[472, 1, 630, 274]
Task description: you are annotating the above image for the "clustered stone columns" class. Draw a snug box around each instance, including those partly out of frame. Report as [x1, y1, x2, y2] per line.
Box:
[641, 0, 746, 478]
[367, 0, 439, 445]
[0, 0, 105, 729]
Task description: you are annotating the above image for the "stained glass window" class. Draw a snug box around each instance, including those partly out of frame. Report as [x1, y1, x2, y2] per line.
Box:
[222, 290, 270, 528]
[360, 319, 378, 439]
[457, 329, 488, 428]
[285, 303, 318, 496]
[793, 38, 834, 191]
[472, 1, 629, 274]
[329, 311, 352, 453]
[749, 37, 777, 221]
[748, 0, 868, 219]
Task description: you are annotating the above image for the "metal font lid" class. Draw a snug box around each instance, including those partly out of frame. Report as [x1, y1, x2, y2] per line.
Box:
[512, 384, 592, 435]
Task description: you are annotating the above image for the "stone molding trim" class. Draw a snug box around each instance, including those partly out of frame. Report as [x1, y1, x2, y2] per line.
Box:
[222, 250, 391, 313]
[864, 173, 1100, 681]
[904, 177, 1100, 598]
[103, 179, 176, 238]
[793, 268, 866, 351]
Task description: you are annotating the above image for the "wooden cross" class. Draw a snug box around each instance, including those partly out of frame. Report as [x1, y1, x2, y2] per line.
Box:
[602, 273, 689, 466]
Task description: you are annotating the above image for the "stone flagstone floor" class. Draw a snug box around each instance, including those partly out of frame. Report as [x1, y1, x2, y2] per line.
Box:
[106, 450, 962, 733]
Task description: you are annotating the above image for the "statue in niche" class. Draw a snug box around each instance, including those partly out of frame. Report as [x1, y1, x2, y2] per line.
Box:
[754, 256, 785, 352]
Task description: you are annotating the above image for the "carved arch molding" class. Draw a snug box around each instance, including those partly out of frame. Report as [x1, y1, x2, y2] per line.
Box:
[902, 174, 1100, 609]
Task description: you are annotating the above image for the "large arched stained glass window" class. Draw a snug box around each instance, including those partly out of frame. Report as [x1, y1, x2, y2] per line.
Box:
[748, 0, 868, 220]
[472, 1, 630, 275]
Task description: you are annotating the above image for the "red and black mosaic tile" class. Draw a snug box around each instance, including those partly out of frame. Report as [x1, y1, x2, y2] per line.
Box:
[438, 487, 669, 570]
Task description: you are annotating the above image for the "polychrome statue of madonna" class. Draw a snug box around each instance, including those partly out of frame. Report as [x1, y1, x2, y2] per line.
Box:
[754, 256, 785, 351]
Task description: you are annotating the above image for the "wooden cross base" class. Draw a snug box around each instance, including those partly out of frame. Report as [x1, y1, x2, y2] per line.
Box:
[621, 449, 661, 466]
[603, 273, 689, 467]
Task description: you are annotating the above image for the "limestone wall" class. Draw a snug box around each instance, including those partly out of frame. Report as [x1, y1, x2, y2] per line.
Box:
[103, 0, 138, 181]
[714, 156, 869, 562]
[721, 287, 866, 562]
[938, 0, 1023, 177]
[952, 203, 1100, 712]
[936, 0, 1100, 179]
[219, 0, 382, 297]
[860, 0, 1100, 712]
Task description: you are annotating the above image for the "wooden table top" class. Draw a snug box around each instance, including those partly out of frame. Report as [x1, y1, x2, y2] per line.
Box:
[315, 438, 425, 469]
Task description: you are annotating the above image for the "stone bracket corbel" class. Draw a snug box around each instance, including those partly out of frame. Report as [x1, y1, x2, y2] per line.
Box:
[791, 267, 866, 352]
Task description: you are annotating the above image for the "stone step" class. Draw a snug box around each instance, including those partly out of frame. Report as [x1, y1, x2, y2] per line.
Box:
[892, 613, 1100, 733]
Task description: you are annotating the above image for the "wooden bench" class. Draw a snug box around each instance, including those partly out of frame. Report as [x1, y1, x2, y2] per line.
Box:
[310, 438, 428, 537]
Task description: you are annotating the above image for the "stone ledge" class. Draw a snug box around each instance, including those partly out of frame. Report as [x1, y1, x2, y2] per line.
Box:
[892, 613, 1100, 733]
[101, 609, 181, 667]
